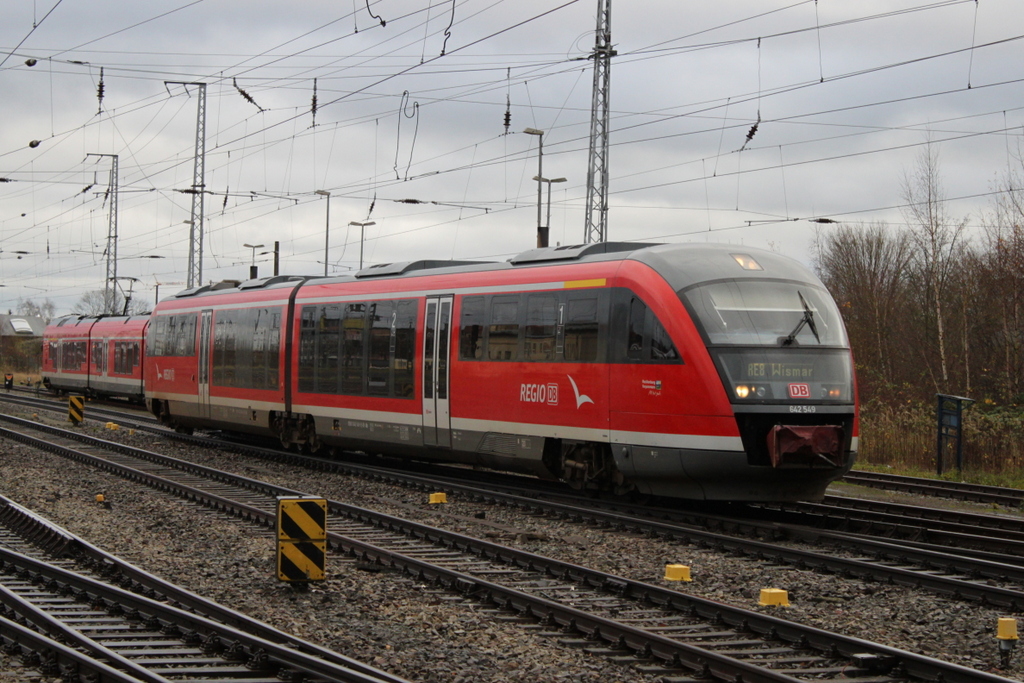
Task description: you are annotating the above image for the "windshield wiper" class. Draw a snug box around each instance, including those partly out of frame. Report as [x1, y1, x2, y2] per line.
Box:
[780, 291, 820, 346]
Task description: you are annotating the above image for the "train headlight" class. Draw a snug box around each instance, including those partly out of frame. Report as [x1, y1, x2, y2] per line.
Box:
[755, 385, 767, 398]
[821, 385, 844, 399]
[735, 385, 750, 399]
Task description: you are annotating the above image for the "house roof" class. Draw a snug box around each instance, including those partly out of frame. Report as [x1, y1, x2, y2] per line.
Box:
[0, 314, 46, 337]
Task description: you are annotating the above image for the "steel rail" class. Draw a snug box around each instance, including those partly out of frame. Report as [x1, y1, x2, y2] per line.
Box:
[842, 471, 1024, 507]
[1, 415, 1017, 683]
[0, 494, 411, 683]
[0, 614, 147, 683]
[0, 545, 405, 683]
[10, 409, 1024, 604]
[0, 577, 174, 683]
[0, 391, 159, 426]
[820, 494, 1024, 534]
[222, 450, 1024, 605]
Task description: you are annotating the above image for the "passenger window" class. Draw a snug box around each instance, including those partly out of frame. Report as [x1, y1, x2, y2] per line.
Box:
[298, 306, 317, 392]
[437, 301, 451, 398]
[367, 301, 393, 396]
[649, 316, 679, 361]
[627, 298, 646, 360]
[317, 306, 341, 394]
[342, 303, 366, 394]
[488, 296, 520, 361]
[459, 296, 485, 360]
[393, 300, 417, 398]
[564, 296, 599, 362]
[525, 295, 557, 361]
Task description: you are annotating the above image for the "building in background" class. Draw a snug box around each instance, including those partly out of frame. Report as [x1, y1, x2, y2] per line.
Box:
[0, 314, 45, 374]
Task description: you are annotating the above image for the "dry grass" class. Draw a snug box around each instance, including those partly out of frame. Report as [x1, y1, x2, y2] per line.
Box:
[858, 400, 1024, 488]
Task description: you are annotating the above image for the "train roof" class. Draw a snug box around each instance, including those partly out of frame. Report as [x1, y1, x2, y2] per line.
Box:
[633, 243, 823, 292]
[47, 314, 150, 331]
[163, 241, 822, 302]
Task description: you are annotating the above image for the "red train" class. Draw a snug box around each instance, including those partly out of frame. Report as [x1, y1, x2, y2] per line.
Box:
[42, 314, 148, 402]
[43, 242, 858, 501]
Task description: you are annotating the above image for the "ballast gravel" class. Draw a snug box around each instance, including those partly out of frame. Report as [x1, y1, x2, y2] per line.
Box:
[0, 410, 1021, 682]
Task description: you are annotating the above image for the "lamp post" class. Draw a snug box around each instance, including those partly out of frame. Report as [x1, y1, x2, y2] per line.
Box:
[349, 221, 376, 270]
[243, 243, 264, 279]
[315, 190, 330, 276]
[532, 176, 566, 248]
[523, 128, 545, 248]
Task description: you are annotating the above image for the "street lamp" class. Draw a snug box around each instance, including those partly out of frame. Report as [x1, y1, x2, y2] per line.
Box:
[315, 190, 331, 276]
[523, 128, 544, 248]
[243, 243, 264, 279]
[348, 221, 376, 270]
[533, 176, 566, 248]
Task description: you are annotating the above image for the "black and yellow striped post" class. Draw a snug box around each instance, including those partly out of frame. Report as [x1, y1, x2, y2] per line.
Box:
[68, 395, 85, 425]
[276, 496, 327, 583]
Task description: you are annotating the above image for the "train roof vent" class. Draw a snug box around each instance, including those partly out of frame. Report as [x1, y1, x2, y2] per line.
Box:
[508, 242, 659, 265]
[354, 260, 494, 279]
[173, 280, 242, 297]
[238, 275, 307, 289]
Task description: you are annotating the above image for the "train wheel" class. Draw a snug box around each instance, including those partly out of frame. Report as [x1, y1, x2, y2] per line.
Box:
[560, 442, 622, 492]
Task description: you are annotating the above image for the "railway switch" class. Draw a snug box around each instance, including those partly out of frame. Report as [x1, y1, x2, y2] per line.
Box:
[276, 496, 327, 583]
[429, 492, 448, 504]
[664, 564, 691, 581]
[758, 588, 790, 607]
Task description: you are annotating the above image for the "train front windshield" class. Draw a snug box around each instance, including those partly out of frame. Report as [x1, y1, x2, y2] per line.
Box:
[682, 280, 854, 403]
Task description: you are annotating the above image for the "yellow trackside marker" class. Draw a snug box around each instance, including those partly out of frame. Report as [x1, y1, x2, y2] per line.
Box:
[277, 498, 327, 541]
[68, 396, 84, 425]
[277, 540, 326, 582]
[276, 497, 327, 583]
[998, 617, 1019, 666]
[999, 618, 1019, 641]
[564, 278, 606, 289]
[759, 588, 790, 607]
[429, 492, 447, 504]
[664, 564, 691, 581]
[95, 494, 105, 503]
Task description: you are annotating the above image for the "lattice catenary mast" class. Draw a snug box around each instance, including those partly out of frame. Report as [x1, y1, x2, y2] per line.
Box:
[88, 153, 119, 314]
[167, 81, 208, 289]
[583, 0, 614, 244]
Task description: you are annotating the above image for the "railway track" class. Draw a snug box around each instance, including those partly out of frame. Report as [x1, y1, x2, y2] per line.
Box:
[0, 389, 159, 427]
[0, 412, 1016, 683]
[0, 493, 409, 683]
[842, 470, 1024, 507]
[8, 393, 1024, 597]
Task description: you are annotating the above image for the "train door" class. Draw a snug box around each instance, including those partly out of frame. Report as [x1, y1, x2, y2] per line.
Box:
[198, 309, 213, 418]
[422, 295, 453, 447]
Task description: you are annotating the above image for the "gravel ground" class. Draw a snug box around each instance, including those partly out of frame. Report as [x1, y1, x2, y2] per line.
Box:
[1, 409, 1021, 682]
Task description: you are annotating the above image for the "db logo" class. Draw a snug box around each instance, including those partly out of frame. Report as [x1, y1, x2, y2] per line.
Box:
[788, 383, 811, 399]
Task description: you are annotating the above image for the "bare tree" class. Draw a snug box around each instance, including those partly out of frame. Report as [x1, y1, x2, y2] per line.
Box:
[814, 222, 913, 394]
[72, 290, 150, 316]
[71, 290, 109, 316]
[15, 297, 56, 324]
[982, 150, 1024, 400]
[900, 143, 969, 392]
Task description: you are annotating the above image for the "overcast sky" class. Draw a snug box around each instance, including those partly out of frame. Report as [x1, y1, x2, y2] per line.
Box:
[2, 0, 1023, 314]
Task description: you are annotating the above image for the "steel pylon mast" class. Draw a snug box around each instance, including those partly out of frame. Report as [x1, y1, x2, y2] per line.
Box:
[583, 0, 613, 244]
[167, 81, 207, 288]
[88, 153, 119, 314]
